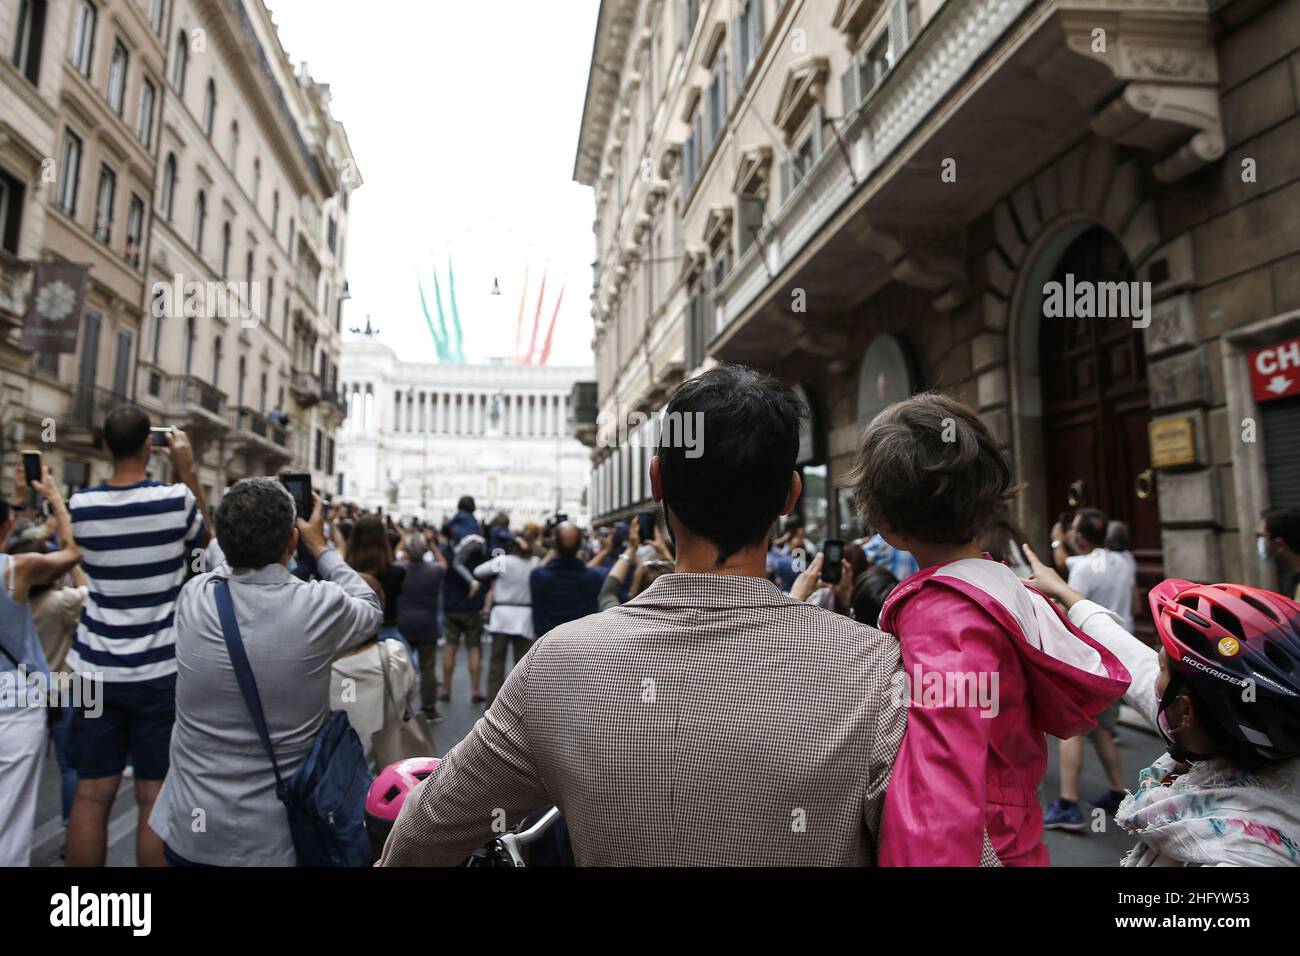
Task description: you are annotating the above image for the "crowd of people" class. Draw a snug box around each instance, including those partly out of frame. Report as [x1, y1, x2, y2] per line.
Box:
[3, 370, 1300, 868]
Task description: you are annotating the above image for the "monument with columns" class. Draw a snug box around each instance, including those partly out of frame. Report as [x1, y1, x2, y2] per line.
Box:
[337, 337, 593, 526]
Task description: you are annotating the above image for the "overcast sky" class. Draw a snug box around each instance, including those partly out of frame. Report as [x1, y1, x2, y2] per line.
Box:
[266, 0, 601, 369]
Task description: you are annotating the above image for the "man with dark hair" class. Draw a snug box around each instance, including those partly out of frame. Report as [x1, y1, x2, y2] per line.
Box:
[148, 479, 381, 865]
[380, 366, 907, 866]
[1260, 507, 1300, 601]
[63, 407, 212, 867]
[1044, 505, 1135, 832]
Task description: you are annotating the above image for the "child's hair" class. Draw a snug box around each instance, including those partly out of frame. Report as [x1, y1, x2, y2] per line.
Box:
[845, 391, 1023, 545]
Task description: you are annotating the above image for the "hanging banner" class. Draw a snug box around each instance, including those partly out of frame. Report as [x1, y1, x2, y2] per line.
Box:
[20, 261, 89, 354]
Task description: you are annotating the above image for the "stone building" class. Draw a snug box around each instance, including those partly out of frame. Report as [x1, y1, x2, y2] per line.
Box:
[338, 337, 593, 527]
[0, 0, 357, 505]
[575, 0, 1300, 629]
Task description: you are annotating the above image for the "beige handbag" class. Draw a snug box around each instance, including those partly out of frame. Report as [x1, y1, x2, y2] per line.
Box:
[371, 641, 436, 766]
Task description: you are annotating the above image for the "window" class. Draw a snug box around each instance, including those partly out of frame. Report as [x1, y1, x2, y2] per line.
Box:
[171, 29, 187, 93]
[202, 78, 216, 137]
[160, 152, 176, 220]
[734, 0, 765, 85]
[112, 329, 132, 397]
[271, 190, 280, 236]
[252, 158, 261, 206]
[149, 0, 166, 35]
[704, 52, 728, 158]
[245, 249, 253, 287]
[12, 0, 47, 86]
[227, 120, 239, 170]
[106, 39, 128, 114]
[56, 129, 82, 215]
[182, 316, 194, 375]
[314, 427, 323, 470]
[125, 194, 145, 267]
[137, 77, 156, 146]
[782, 106, 823, 200]
[91, 164, 114, 240]
[149, 302, 163, 363]
[192, 189, 206, 252]
[287, 218, 295, 257]
[212, 336, 222, 388]
[0, 168, 26, 254]
[679, 0, 700, 49]
[70, 1, 96, 77]
[862, 30, 891, 93]
[236, 356, 246, 405]
[219, 221, 231, 275]
[326, 215, 336, 253]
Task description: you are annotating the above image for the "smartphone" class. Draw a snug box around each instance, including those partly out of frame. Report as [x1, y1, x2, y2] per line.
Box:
[21, 450, 42, 485]
[150, 426, 174, 448]
[555, 513, 569, 525]
[821, 539, 845, 584]
[637, 510, 656, 540]
[280, 472, 312, 520]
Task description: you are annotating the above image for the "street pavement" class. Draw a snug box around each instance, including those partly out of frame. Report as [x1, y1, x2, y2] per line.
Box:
[31, 636, 1165, 866]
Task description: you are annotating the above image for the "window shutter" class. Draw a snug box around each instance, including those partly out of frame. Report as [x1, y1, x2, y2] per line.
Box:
[751, 0, 765, 61]
[780, 156, 793, 202]
[733, 16, 744, 89]
[890, 0, 909, 58]
[810, 103, 824, 158]
[841, 56, 859, 113]
[719, 51, 728, 120]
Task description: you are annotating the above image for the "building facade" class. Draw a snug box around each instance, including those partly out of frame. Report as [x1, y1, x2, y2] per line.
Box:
[575, 0, 1300, 628]
[338, 337, 593, 527]
[0, 0, 357, 505]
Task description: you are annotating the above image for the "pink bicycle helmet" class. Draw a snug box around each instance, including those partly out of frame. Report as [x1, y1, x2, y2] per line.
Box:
[365, 757, 440, 857]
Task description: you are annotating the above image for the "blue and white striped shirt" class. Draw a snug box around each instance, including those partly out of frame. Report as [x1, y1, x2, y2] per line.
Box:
[65, 480, 208, 682]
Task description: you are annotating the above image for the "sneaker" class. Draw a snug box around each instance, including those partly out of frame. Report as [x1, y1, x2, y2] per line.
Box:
[423, 709, 445, 724]
[1090, 789, 1126, 817]
[1043, 798, 1086, 832]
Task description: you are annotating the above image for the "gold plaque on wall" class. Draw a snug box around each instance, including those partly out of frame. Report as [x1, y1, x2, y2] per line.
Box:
[1148, 416, 1197, 469]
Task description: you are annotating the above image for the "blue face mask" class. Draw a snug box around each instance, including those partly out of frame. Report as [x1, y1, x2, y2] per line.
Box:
[1259, 537, 1273, 563]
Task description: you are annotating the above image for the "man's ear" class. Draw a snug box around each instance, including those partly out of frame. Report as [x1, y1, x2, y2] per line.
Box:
[780, 471, 803, 516]
[650, 455, 663, 503]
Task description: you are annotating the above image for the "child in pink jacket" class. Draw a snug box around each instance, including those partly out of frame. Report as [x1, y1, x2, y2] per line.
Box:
[846, 392, 1130, 865]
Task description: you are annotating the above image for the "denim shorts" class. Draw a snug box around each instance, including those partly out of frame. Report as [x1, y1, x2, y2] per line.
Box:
[67, 674, 176, 780]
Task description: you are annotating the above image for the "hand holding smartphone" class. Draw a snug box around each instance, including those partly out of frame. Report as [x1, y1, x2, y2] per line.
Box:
[820, 539, 845, 585]
[280, 473, 312, 520]
[21, 450, 42, 486]
[150, 426, 175, 449]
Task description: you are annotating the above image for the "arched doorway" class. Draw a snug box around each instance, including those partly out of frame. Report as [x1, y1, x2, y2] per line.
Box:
[1038, 225, 1163, 638]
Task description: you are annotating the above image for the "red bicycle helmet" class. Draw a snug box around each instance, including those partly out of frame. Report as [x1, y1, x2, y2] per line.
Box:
[1149, 579, 1300, 760]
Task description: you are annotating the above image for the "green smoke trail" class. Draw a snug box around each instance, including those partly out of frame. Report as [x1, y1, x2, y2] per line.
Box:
[447, 255, 466, 363]
[416, 276, 448, 362]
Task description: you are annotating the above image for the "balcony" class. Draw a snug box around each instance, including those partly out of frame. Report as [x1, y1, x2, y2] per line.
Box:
[228, 406, 292, 466]
[168, 375, 229, 436]
[290, 370, 322, 406]
[319, 387, 347, 416]
[569, 381, 599, 448]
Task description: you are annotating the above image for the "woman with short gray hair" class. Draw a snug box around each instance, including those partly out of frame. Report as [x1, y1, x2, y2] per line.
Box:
[148, 477, 381, 866]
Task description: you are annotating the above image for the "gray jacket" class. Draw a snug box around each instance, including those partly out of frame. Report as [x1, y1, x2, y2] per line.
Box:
[149, 549, 381, 865]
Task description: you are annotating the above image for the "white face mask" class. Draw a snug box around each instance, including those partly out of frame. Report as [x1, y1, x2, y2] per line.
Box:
[1259, 537, 1273, 563]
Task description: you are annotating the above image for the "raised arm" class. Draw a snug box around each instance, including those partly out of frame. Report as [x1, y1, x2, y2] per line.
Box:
[11, 462, 81, 600]
[298, 493, 381, 653]
[167, 429, 212, 547]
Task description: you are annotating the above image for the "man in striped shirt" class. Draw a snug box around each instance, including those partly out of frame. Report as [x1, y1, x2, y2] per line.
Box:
[64, 406, 211, 867]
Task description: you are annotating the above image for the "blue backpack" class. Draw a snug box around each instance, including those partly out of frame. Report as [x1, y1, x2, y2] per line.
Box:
[213, 579, 373, 867]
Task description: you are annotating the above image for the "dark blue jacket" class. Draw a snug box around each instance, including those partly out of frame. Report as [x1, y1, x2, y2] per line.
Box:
[442, 510, 481, 545]
[529, 558, 604, 638]
[442, 539, 487, 614]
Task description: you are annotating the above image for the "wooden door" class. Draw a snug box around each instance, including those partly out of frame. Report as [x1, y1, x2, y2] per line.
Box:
[1040, 226, 1163, 641]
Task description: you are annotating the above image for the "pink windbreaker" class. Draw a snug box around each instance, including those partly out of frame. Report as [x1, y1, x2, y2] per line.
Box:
[876, 556, 1130, 866]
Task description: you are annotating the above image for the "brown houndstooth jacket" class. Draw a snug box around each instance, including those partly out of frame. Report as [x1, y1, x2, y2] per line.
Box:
[379, 572, 908, 866]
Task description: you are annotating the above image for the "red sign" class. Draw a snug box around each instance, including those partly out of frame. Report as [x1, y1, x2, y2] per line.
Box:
[1249, 335, 1300, 403]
